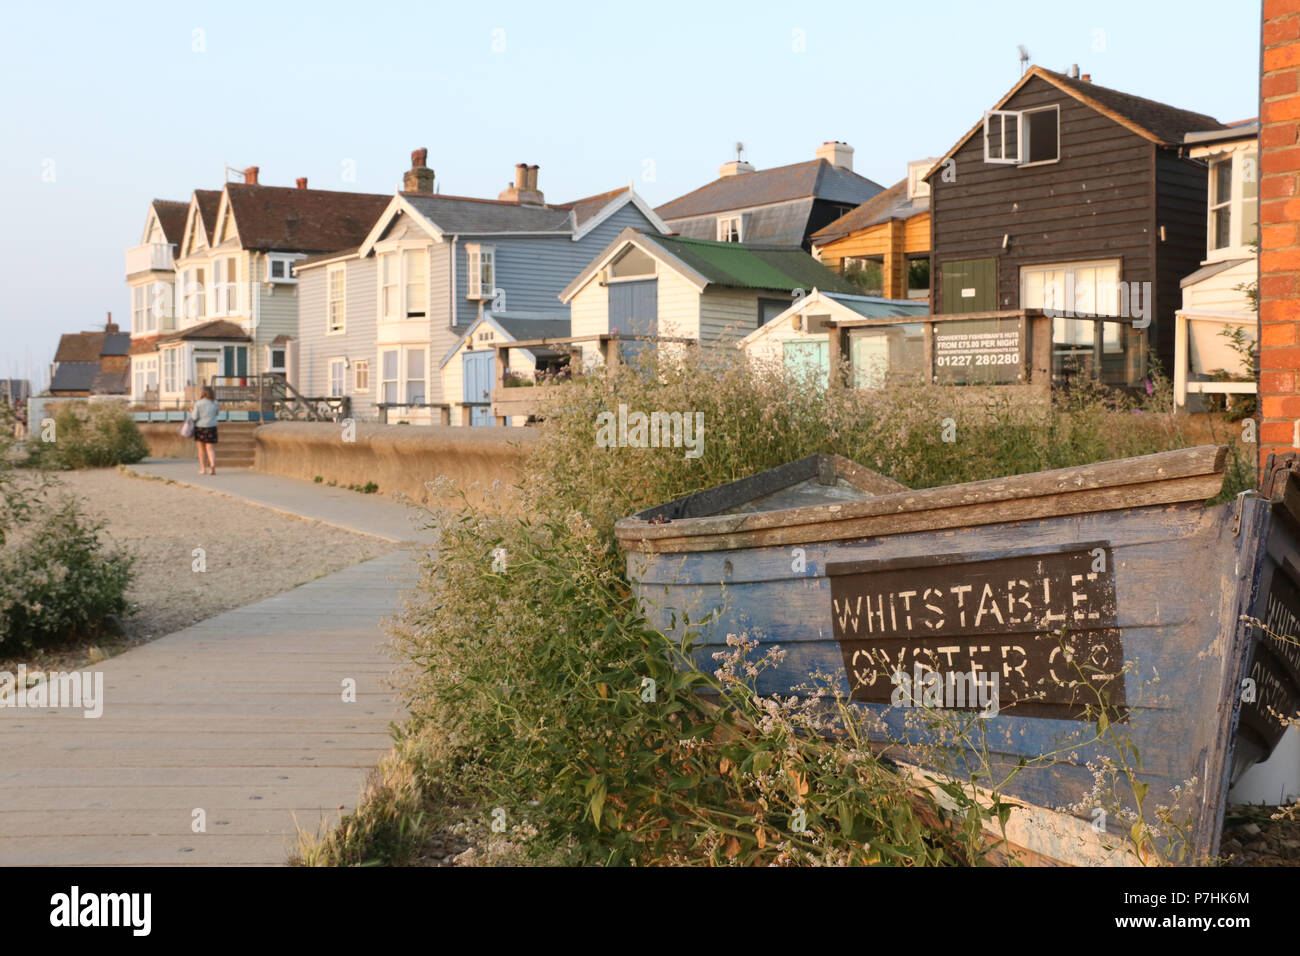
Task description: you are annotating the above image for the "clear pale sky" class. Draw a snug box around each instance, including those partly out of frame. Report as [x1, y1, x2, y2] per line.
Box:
[0, 0, 1262, 391]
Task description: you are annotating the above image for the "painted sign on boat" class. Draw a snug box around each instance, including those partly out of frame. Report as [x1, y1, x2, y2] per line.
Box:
[827, 544, 1125, 720]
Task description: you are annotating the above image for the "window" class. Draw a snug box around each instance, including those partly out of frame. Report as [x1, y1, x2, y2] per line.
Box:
[405, 348, 426, 403]
[1020, 260, 1122, 352]
[405, 249, 427, 317]
[381, 349, 399, 403]
[215, 256, 239, 313]
[984, 110, 1021, 164]
[843, 256, 884, 295]
[132, 286, 149, 332]
[379, 253, 399, 319]
[268, 347, 286, 373]
[1242, 151, 1259, 247]
[984, 106, 1059, 166]
[353, 359, 369, 392]
[186, 267, 206, 319]
[466, 245, 495, 299]
[1022, 107, 1059, 164]
[1210, 158, 1233, 251]
[717, 216, 742, 242]
[267, 255, 298, 283]
[328, 358, 346, 397]
[327, 266, 346, 333]
[758, 298, 788, 325]
[163, 349, 179, 392]
[609, 246, 656, 279]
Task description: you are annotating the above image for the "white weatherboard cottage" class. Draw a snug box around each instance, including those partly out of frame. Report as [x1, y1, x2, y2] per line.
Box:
[294, 150, 669, 425]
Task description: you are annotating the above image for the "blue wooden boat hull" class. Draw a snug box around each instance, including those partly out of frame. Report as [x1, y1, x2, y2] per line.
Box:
[618, 449, 1300, 864]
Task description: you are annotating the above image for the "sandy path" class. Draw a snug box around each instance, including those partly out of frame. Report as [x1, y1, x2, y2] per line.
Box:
[7, 468, 394, 664]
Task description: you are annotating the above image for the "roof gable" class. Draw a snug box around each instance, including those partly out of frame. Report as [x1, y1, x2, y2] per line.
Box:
[739, 290, 930, 347]
[927, 66, 1225, 177]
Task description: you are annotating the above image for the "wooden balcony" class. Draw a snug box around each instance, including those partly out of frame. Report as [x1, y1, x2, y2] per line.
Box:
[124, 242, 175, 277]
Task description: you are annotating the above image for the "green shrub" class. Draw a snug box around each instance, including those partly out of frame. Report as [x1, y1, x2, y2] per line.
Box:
[388, 347, 1252, 865]
[0, 498, 134, 650]
[25, 401, 149, 470]
[0, 405, 135, 652]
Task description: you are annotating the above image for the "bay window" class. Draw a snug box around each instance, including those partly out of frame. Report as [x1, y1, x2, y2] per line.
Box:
[380, 253, 399, 320]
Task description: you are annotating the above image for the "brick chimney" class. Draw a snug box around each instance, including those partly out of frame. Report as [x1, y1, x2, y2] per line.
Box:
[296, 177, 308, 190]
[498, 163, 544, 205]
[815, 141, 854, 171]
[403, 148, 435, 193]
[1081, 74, 1092, 83]
[105, 311, 117, 334]
[243, 166, 259, 185]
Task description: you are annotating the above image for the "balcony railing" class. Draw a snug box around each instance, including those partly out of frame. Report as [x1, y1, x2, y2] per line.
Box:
[125, 242, 175, 277]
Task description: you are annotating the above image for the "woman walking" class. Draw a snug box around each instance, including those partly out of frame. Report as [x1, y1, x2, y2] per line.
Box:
[192, 385, 220, 475]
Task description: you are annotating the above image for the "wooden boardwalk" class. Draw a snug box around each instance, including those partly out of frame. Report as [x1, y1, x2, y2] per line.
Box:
[0, 548, 418, 865]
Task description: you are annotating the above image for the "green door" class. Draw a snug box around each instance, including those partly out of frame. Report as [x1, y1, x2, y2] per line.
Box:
[782, 340, 829, 390]
[940, 258, 997, 313]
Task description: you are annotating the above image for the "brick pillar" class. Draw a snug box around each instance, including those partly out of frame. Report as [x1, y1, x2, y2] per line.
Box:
[1260, 1, 1300, 468]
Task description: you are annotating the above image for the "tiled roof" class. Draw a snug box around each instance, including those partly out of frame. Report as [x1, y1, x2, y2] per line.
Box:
[224, 184, 390, 253]
[646, 233, 859, 294]
[810, 179, 929, 245]
[400, 192, 572, 235]
[152, 200, 190, 245]
[1040, 67, 1224, 145]
[655, 159, 884, 221]
[128, 335, 162, 356]
[53, 332, 107, 363]
[158, 319, 250, 343]
[194, 190, 223, 236]
[553, 187, 629, 228]
[90, 369, 129, 394]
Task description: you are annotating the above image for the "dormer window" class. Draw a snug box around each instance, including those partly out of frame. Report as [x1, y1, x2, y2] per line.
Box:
[717, 216, 742, 242]
[984, 105, 1059, 166]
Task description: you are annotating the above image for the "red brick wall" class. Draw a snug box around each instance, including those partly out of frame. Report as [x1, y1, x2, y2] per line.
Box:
[1261, 1, 1300, 467]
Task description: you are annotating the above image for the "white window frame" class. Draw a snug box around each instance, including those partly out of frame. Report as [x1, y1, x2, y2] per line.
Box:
[380, 348, 399, 404]
[1020, 259, 1124, 352]
[328, 358, 346, 397]
[717, 216, 742, 242]
[379, 251, 399, 320]
[1209, 156, 1235, 254]
[984, 110, 1022, 165]
[404, 248, 427, 318]
[1020, 105, 1061, 166]
[353, 358, 369, 393]
[465, 244, 496, 300]
[377, 346, 425, 405]
[327, 265, 347, 335]
[266, 254, 299, 284]
[267, 346, 287, 373]
[215, 256, 240, 315]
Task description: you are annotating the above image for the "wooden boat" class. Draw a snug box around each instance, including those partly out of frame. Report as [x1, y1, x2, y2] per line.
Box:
[615, 447, 1300, 865]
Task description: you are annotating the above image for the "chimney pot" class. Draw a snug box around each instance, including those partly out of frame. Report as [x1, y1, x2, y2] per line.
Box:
[412, 147, 428, 168]
[244, 166, 260, 185]
[526, 164, 539, 192]
[296, 177, 308, 190]
[515, 163, 529, 189]
[1081, 73, 1091, 83]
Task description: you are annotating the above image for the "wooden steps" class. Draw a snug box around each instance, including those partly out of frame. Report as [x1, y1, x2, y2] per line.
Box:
[213, 422, 257, 468]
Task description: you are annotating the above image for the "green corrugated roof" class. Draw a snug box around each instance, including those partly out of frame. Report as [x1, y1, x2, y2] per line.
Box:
[649, 234, 859, 294]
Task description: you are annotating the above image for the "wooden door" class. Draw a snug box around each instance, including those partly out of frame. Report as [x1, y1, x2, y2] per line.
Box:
[940, 258, 997, 313]
[462, 350, 494, 426]
[609, 280, 658, 364]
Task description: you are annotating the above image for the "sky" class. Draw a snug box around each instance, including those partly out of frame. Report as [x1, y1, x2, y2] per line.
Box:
[0, 0, 1262, 391]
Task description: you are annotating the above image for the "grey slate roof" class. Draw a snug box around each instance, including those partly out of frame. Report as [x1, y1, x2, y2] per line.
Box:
[101, 333, 132, 357]
[826, 293, 931, 319]
[49, 363, 99, 392]
[491, 315, 572, 341]
[401, 193, 572, 234]
[90, 369, 130, 394]
[655, 159, 884, 221]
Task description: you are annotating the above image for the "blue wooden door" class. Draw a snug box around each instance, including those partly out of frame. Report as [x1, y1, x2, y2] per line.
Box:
[609, 280, 657, 365]
[462, 350, 494, 426]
